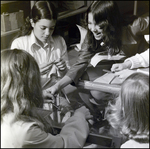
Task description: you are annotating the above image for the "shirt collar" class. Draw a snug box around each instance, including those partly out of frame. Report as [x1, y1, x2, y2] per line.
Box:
[30, 31, 55, 51]
[30, 31, 38, 47]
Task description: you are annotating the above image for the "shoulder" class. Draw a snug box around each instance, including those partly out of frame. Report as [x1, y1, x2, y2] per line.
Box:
[17, 120, 47, 144]
[11, 34, 33, 51]
[11, 35, 29, 48]
[52, 35, 67, 48]
[135, 16, 149, 23]
[125, 16, 149, 37]
[130, 16, 149, 30]
[13, 35, 29, 43]
[52, 35, 65, 42]
[1, 117, 38, 148]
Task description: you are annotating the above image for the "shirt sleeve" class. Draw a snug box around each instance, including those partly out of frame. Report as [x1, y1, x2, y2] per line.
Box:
[23, 114, 89, 148]
[23, 123, 64, 148]
[66, 31, 96, 85]
[125, 49, 149, 69]
[59, 112, 89, 148]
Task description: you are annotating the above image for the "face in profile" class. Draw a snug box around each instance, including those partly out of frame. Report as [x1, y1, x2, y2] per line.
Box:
[88, 13, 104, 41]
[31, 19, 56, 44]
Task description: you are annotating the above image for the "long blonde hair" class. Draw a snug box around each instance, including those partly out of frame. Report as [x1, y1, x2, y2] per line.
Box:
[1, 49, 43, 121]
[106, 73, 149, 143]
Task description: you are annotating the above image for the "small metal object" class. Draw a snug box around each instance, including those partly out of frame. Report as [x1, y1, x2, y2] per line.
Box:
[52, 103, 61, 111]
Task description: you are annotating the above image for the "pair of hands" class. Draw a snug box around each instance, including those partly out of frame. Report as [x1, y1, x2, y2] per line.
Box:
[39, 58, 67, 75]
[43, 90, 93, 121]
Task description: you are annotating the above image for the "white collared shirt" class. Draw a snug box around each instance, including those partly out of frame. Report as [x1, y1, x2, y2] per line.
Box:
[11, 31, 70, 78]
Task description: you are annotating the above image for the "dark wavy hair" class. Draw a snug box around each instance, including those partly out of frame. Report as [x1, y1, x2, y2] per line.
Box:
[82, 1, 123, 55]
[18, 1, 58, 37]
[106, 73, 149, 143]
[1, 49, 43, 121]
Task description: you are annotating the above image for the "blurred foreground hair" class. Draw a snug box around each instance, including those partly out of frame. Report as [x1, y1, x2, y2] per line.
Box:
[106, 73, 149, 143]
[1, 49, 43, 121]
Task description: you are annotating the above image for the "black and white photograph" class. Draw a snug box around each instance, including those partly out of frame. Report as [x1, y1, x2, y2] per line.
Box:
[1, 1, 149, 148]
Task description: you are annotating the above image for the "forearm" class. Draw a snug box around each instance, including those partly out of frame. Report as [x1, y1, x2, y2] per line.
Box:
[65, 50, 93, 85]
[55, 75, 72, 90]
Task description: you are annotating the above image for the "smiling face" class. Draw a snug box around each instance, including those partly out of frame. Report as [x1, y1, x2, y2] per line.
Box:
[31, 19, 56, 44]
[88, 13, 105, 41]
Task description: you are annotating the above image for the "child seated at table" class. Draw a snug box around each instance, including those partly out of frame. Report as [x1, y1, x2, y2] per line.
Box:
[105, 73, 149, 148]
[1, 49, 93, 148]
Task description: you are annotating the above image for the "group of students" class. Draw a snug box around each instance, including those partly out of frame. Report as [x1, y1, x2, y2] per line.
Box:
[1, 1, 149, 148]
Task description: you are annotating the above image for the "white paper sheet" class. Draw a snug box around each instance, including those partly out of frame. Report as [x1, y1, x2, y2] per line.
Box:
[90, 53, 125, 67]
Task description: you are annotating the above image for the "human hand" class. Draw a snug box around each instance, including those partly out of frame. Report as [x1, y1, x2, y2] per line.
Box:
[111, 63, 127, 72]
[42, 89, 55, 101]
[39, 62, 53, 74]
[45, 83, 60, 95]
[114, 69, 137, 80]
[55, 58, 67, 71]
[111, 60, 132, 72]
[74, 106, 93, 120]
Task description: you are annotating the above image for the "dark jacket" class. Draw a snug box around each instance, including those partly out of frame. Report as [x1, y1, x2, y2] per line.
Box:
[66, 16, 149, 85]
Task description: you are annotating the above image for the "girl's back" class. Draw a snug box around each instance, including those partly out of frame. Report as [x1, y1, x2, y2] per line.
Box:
[1, 113, 36, 148]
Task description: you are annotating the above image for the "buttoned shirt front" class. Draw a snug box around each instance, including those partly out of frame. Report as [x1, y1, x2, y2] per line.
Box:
[11, 31, 70, 78]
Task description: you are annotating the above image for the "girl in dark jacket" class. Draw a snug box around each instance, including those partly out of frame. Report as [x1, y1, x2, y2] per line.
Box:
[47, 1, 149, 103]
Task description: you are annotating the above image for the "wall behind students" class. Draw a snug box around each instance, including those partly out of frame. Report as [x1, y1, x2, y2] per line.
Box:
[115, 1, 149, 16]
[1, 1, 149, 51]
[1, 1, 30, 19]
[1, 1, 31, 50]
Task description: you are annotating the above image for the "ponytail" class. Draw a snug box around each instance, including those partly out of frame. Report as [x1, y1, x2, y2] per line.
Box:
[17, 16, 33, 37]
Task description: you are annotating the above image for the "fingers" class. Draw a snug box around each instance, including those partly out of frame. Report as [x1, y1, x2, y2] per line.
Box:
[111, 64, 120, 72]
[40, 69, 50, 75]
[57, 64, 66, 70]
[86, 109, 93, 119]
[76, 106, 93, 119]
[40, 63, 53, 74]
[46, 88, 56, 96]
[43, 89, 55, 101]
[55, 59, 67, 71]
[46, 84, 59, 95]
